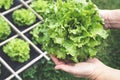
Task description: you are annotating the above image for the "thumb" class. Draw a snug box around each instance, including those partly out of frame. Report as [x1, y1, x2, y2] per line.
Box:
[55, 64, 73, 73]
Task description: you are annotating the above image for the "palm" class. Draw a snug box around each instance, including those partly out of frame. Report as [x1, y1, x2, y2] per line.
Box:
[50, 55, 100, 78]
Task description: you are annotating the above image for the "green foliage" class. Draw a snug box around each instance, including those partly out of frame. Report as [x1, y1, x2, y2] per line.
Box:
[0, 17, 11, 41]
[3, 38, 30, 63]
[22, 58, 88, 80]
[92, 0, 120, 9]
[104, 30, 120, 69]
[22, 65, 37, 79]
[30, 0, 50, 18]
[0, 0, 13, 10]
[12, 8, 36, 26]
[31, 0, 109, 62]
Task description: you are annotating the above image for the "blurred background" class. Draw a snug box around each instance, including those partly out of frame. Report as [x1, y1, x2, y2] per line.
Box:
[21, 0, 120, 80]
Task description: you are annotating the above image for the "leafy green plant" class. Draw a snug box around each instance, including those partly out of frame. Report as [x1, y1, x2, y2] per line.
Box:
[0, 0, 13, 10]
[30, 0, 50, 18]
[31, 0, 109, 62]
[92, 0, 120, 9]
[22, 65, 37, 79]
[12, 8, 36, 26]
[3, 38, 30, 63]
[0, 17, 11, 41]
[22, 58, 87, 80]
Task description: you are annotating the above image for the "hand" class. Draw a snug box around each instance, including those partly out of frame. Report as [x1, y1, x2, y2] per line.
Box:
[50, 54, 118, 80]
[99, 10, 111, 29]
[50, 55, 104, 79]
[99, 10, 120, 29]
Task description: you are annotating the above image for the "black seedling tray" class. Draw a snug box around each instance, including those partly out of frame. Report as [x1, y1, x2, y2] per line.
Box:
[0, 63, 12, 79]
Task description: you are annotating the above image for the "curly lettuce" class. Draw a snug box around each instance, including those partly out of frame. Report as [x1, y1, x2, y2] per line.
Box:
[0, 0, 13, 10]
[31, 0, 109, 62]
[0, 17, 11, 41]
[3, 38, 30, 63]
[12, 8, 36, 26]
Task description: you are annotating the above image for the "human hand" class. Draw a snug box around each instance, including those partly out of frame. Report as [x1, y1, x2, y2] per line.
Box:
[50, 54, 105, 79]
[99, 10, 111, 29]
[50, 54, 119, 80]
[99, 10, 120, 29]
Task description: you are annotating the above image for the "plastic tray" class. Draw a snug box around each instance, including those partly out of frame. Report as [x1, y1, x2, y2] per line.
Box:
[0, 0, 50, 80]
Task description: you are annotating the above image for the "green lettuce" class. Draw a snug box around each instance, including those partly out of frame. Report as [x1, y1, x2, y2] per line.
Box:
[3, 38, 30, 63]
[0, 0, 13, 10]
[0, 17, 11, 40]
[12, 8, 36, 26]
[31, 0, 109, 62]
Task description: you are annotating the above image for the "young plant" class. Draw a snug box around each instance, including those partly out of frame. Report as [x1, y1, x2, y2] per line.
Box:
[12, 8, 36, 26]
[0, 17, 11, 41]
[3, 38, 30, 63]
[0, 0, 13, 10]
[31, 0, 109, 62]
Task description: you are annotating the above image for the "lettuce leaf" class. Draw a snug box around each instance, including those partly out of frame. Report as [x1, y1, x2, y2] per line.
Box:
[0, 0, 13, 10]
[31, 0, 109, 62]
[0, 17, 11, 40]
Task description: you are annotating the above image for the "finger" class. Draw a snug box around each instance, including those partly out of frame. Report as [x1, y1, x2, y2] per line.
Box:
[55, 64, 74, 74]
[50, 54, 65, 65]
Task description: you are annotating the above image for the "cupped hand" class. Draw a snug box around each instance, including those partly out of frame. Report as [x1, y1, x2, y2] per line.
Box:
[50, 54, 108, 79]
